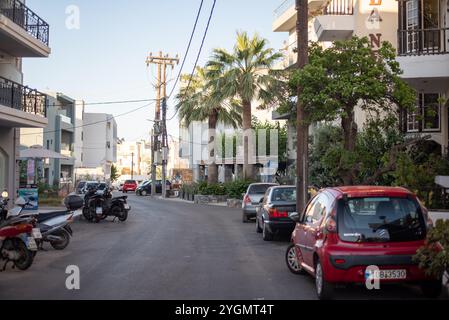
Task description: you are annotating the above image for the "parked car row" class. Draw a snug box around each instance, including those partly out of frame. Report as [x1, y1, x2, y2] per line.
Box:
[242, 183, 443, 300]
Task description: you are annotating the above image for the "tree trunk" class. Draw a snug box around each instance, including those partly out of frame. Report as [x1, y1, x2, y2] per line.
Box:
[208, 110, 218, 184]
[296, 0, 309, 214]
[341, 108, 357, 185]
[242, 99, 254, 180]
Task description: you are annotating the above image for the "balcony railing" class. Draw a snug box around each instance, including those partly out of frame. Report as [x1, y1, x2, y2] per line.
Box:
[0, 76, 47, 117]
[0, 0, 50, 46]
[323, 0, 354, 15]
[398, 28, 449, 56]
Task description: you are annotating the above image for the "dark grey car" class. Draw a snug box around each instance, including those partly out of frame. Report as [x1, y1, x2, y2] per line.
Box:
[242, 183, 278, 222]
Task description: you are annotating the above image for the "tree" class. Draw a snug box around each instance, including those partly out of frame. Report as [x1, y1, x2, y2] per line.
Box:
[176, 66, 241, 184]
[206, 31, 283, 180]
[291, 36, 416, 184]
[110, 164, 120, 183]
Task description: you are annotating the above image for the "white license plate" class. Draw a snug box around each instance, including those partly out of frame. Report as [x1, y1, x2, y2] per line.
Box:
[124, 204, 130, 210]
[370, 269, 407, 280]
[26, 237, 38, 251]
[32, 228, 42, 239]
[96, 207, 103, 214]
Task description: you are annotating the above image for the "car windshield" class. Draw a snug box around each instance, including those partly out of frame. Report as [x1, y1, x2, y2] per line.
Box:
[271, 188, 296, 202]
[140, 181, 150, 187]
[248, 184, 276, 195]
[337, 197, 426, 243]
[97, 183, 106, 190]
[86, 183, 98, 189]
[77, 182, 86, 188]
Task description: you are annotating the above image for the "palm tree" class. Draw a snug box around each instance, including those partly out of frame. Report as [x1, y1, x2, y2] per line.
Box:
[206, 31, 283, 179]
[176, 66, 241, 184]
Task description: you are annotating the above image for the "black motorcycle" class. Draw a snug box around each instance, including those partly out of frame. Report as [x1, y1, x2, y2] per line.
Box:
[82, 186, 130, 223]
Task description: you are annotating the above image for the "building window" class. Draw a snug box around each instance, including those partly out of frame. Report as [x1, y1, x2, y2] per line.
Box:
[407, 93, 441, 133]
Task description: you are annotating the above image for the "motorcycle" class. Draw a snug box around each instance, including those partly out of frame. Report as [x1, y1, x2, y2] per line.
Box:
[83, 186, 130, 223]
[0, 191, 39, 271]
[2, 192, 82, 251]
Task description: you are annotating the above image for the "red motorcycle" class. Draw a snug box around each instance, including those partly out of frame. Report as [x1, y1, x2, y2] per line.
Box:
[0, 190, 38, 271]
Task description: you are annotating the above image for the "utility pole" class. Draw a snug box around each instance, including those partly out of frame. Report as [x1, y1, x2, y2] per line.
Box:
[146, 52, 179, 197]
[131, 152, 134, 180]
[296, 0, 309, 214]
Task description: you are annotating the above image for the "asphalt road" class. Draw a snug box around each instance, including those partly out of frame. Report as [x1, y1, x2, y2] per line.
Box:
[0, 194, 447, 300]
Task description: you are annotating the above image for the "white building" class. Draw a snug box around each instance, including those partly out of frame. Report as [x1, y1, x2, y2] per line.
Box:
[0, 0, 51, 199]
[116, 139, 152, 181]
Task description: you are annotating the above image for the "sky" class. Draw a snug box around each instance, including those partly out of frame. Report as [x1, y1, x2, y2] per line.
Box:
[24, 0, 286, 141]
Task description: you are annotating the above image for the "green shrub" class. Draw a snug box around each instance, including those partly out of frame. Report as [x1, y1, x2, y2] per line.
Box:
[224, 179, 253, 200]
[198, 182, 226, 196]
[414, 219, 449, 278]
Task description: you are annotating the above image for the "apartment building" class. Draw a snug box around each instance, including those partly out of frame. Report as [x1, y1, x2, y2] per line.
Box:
[0, 0, 50, 197]
[116, 139, 152, 179]
[79, 113, 117, 182]
[273, 0, 449, 153]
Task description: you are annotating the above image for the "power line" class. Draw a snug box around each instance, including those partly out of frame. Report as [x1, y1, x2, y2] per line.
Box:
[48, 98, 157, 108]
[166, 0, 205, 100]
[167, 0, 218, 121]
[21, 102, 156, 136]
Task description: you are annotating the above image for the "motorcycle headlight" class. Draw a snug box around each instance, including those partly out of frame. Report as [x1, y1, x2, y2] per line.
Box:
[1, 190, 8, 199]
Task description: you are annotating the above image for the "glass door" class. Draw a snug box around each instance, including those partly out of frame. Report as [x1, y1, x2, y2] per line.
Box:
[406, 0, 419, 53]
[422, 0, 440, 52]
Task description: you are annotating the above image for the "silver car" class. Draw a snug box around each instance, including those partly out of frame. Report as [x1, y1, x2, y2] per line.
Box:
[242, 183, 278, 222]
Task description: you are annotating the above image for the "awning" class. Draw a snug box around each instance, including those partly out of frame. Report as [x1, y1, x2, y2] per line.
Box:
[19, 145, 71, 160]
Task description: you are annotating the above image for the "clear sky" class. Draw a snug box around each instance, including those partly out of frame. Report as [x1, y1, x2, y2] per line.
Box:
[24, 0, 286, 141]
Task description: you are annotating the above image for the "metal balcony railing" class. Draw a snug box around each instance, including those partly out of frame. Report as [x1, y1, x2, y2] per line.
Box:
[398, 28, 449, 56]
[323, 0, 354, 15]
[0, 76, 47, 117]
[0, 0, 50, 46]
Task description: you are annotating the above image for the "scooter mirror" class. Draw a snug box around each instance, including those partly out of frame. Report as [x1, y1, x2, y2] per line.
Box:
[14, 197, 27, 206]
[1, 190, 8, 199]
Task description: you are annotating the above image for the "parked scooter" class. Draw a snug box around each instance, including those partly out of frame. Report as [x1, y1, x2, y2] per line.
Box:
[0, 191, 39, 271]
[83, 186, 130, 223]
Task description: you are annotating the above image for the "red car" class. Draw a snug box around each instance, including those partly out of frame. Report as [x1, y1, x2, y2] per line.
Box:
[122, 180, 137, 193]
[285, 186, 441, 300]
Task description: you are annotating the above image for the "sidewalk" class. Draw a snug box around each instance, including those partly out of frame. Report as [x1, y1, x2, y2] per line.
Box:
[158, 196, 228, 207]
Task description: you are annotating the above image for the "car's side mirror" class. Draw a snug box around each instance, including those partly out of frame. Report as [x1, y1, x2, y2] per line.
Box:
[289, 212, 301, 223]
[259, 198, 264, 204]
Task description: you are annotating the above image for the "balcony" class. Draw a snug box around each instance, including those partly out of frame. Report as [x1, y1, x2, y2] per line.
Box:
[397, 28, 449, 91]
[0, 0, 50, 57]
[273, 0, 327, 32]
[314, 0, 354, 41]
[0, 75, 48, 128]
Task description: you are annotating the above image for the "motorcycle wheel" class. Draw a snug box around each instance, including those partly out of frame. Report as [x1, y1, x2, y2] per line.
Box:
[13, 239, 34, 271]
[50, 229, 71, 250]
[112, 205, 128, 222]
[83, 207, 93, 221]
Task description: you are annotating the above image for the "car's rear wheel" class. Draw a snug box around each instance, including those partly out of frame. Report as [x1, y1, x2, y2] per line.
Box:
[255, 218, 262, 233]
[141, 190, 147, 196]
[420, 280, 442, 298]
[242, 212, 250, 223]
[286, 244, 305, 275]
[315, 259, 334, 300]
[262, 222, 273, 241]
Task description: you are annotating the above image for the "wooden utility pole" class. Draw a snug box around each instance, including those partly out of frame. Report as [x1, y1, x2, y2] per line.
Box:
[146, 52, 179, 197]
[296, 0, 309, 214]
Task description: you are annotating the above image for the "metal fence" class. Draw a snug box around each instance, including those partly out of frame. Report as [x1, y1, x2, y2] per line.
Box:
[0, 0, 50, 46]
[398, 28, 449, 56]
[0, 76, 47, 117]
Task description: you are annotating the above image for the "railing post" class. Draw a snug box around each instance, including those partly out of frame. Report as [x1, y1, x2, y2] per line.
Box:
[12, 0, 16, 23]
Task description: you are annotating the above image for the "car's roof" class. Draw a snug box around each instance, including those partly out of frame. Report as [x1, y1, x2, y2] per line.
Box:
[249, 183, 278, 186]
[327, 186, 413, 197]
[271, 185, 295, 189]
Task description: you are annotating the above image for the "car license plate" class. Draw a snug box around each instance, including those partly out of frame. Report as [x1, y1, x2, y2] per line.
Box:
[26, 237, 38, 251]
[369, 269, 407, 280]
[124, 204, 130, 210]
[32, 228, 42, 239]
[96, 207, 103, 214]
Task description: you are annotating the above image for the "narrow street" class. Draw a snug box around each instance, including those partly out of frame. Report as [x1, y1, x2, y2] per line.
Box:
[0, 194, 446, 300]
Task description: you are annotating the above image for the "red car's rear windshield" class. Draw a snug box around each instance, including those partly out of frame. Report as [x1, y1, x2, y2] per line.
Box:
[125, 180, 136, 184]
[337, 196, 426, 243]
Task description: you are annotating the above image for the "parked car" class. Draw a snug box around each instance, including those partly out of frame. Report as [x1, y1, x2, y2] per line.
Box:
[242, 183, 278, 222]
[256, 186, 296, 241]
[76, 181, 86, 194]
[96, 182, 108, 195]
[136, 180, 171, 196]
[81, 181, 99, 194]
[286, 186, 440, 300]
[122, 180, 138, 193]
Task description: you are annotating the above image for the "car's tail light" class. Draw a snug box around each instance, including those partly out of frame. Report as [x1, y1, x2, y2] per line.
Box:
[243, 195, 251, 205]
[268, 208, 289, 218]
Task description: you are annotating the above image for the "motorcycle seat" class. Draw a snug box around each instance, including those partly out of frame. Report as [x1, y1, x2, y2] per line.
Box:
[37, 211, 69, 223]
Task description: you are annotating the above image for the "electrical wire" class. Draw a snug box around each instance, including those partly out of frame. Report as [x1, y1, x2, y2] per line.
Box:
[166, 0, 205, 100]
[21, 101, 156, 136]
[167, 0, 217, 122]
